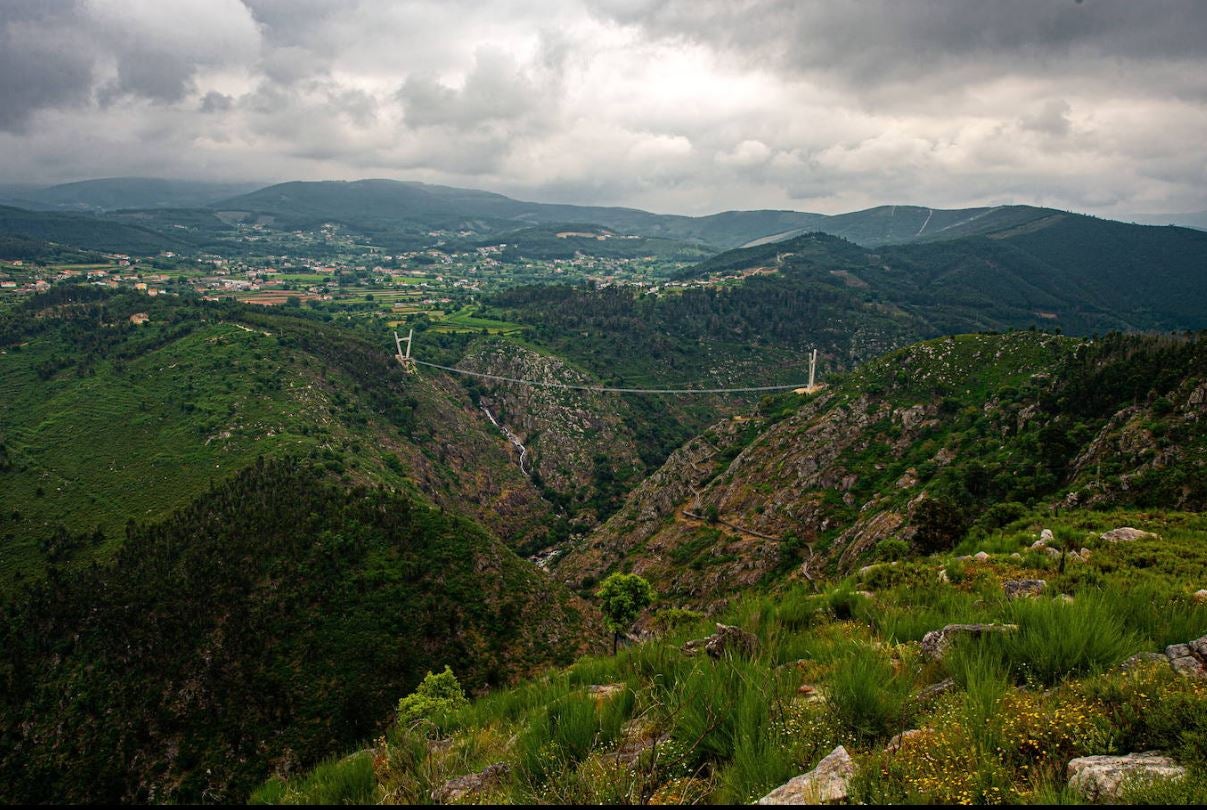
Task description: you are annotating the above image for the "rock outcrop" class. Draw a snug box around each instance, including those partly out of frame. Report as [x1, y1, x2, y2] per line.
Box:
[919, 623, 1018, 661]
[1003, 579, 1046, 599]
[682, 623, 759, 659]
[757, 746, 854, 804]
[1120, 635, 1207, 678]
[431, 762, 510, 804]
[1100, 526, 1159, 543]
[1066, 752, 1185, 800]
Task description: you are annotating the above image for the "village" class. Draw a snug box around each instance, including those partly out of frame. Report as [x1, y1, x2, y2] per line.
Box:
[0, 220, 748, 330]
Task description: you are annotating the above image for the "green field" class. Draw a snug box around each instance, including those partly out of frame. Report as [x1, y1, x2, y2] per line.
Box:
[428, 305, 526, 334]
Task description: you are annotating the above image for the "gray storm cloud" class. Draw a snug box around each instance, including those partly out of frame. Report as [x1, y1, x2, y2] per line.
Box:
[0, 0, 1204, 217]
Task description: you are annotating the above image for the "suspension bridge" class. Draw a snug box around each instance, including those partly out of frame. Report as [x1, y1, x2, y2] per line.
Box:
[393, 330, 823, 395]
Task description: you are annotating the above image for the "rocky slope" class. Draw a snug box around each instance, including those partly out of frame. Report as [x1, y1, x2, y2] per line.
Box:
[456, 338, 646, 530]
[554, 331, 1207, 604]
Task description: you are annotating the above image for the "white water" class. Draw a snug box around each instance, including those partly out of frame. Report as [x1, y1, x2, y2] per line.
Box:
[481, 405, 530, 476]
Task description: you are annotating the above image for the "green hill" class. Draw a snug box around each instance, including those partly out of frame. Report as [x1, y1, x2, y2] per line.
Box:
[0, 204, 189, 255]
[0, 460, 598, 803]
[0, 288, 561, 588]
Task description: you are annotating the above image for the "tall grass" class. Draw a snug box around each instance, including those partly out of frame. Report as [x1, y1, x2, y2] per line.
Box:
[248, 751, 376, 805]
[516, 688, 633, 785]
[989, 591, 1141, 685]
[946, 641, 1011, 756]
[827, 643, 913, 742]
[1105, 583, 1207, 649]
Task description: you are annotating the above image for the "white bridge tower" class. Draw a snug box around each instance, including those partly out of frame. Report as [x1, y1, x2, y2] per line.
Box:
[808, 348, 817, 389]
[394, 329, 415, 372]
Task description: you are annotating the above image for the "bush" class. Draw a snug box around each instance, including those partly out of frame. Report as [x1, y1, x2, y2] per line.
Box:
[397, 666, 468, 728]
[1079, 662, 1207, 767]
[912, 498, 969, 554]
[875, 538, 910, 562]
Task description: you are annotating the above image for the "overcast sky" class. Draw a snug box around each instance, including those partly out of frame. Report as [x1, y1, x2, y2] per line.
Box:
[1, 0, 1205, 216]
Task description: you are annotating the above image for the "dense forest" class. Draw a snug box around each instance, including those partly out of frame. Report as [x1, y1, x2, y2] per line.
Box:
[0, 460, 595, 803]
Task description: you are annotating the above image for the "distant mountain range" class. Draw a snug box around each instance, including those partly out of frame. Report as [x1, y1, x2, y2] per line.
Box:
[0, 177, 259, 212]
[1, 175, 1205, 252]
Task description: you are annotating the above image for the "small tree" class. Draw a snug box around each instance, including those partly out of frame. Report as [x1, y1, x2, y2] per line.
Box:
[396, 665, 467, 728]
[595, 572, 656, 654]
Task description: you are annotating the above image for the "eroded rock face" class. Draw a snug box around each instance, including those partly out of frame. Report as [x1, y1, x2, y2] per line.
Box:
[682, 623, 759, 659]
[757, 745, 854, 805]
[1067, 752, 1185, 800]
[431, 762, 510, 804]
[919, 623, 1018, 661]
[1100, 526, 1158, 543]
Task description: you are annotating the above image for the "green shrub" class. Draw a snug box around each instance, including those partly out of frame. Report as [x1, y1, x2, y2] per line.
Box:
[1079, 663, 1207, 767]
[397, 666, 468, 728]
[875, 538, 910, 562]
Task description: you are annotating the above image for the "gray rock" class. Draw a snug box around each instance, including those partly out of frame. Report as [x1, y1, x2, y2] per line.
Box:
[757, 745, 854, 804]
[1189, 635, 1207, 658]
[920, 624, 1018, 660]
[1165, 643, 1192, 659]
[431, 762, 510, 804]
[973, 551, 990, 562]
[1040, 529, 1055, 543]
[1067, 752, 1185, 800]
[1169, 656, 1206, 678]
[682, 623, 758, 659]
[1193, 589, 1207, 604]
[1100, 527, 1158, 543]
[1003, 579, 1046, 599]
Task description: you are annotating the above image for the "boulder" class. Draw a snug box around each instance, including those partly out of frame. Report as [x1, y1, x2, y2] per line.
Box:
[431, 762, 510, 804]
[1100, 527, 1158, 543]
[1039, 529, 1055, 544]
[682, 623, 758, 659]
[1066, 752, 1185, 800]
[1003, 579, 1046, 599]
[757, 746, 854, 804]
[1193, 589, 1207, 604]
[973, 551, 990, 562]
[920, 623, 1018, 661]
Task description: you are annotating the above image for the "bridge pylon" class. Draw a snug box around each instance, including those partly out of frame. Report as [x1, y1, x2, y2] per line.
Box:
[394, 329, 415, 373]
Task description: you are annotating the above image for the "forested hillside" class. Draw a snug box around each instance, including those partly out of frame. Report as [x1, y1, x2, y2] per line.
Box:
[0, 460, 598, 803]
[0, 289, 562, 587]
